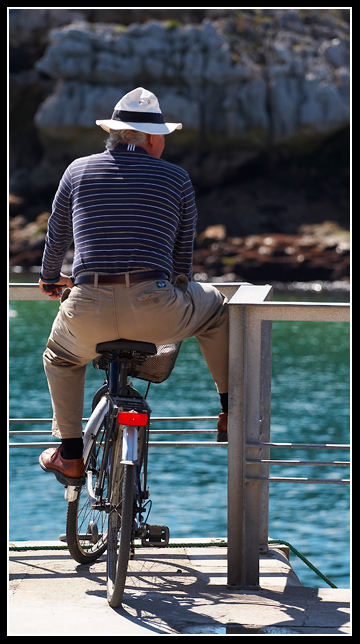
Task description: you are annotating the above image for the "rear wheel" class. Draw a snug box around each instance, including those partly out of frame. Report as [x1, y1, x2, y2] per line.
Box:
[106, 426, 135, 607]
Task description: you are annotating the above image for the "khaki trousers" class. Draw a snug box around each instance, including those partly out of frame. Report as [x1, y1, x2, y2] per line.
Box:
[43, 278, 229, 439]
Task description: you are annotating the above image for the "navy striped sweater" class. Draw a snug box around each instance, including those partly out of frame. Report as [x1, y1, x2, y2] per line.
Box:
[41, 144, 197, 282]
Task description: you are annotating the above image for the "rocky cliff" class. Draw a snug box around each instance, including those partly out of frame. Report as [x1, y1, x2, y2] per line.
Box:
[9, 9, 350, 283]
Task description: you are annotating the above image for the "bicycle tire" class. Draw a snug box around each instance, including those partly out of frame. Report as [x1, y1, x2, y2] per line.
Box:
[66, 417, 108, 564]
[107, 458, 135, 607]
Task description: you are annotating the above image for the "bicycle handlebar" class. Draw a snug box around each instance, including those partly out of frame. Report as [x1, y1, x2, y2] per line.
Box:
[43, 284, 68, 292]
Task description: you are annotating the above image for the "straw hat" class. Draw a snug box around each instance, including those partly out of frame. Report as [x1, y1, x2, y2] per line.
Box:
[96, 87, 182, 135]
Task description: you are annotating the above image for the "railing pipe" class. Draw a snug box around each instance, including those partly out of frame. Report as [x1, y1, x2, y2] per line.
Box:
[8, 282, 244, 301]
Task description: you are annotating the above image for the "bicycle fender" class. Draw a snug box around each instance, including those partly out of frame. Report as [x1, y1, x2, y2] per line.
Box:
[82, 396, 109, 463]
[121, 426, 138, 464]
[64, 485, 79, 502]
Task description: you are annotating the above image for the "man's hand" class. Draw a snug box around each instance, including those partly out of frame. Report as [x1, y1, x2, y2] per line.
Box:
[39, 273, 74, 300]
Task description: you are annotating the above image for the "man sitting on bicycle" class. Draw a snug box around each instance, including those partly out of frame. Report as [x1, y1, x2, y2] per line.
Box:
[38, 87, 229, 485]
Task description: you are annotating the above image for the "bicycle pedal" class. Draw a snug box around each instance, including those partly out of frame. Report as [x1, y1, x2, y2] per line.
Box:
[141, 525, 170, 547]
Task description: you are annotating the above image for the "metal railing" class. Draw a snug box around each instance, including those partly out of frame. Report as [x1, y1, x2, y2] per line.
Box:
[9, 417, 223, 449]
[9, 421, 350, 459]
[9, 281, 350, 589]
[226, 284, 350, 587]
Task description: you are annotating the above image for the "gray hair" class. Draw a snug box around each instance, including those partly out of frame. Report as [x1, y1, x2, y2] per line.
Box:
[105, 129, 149, 149]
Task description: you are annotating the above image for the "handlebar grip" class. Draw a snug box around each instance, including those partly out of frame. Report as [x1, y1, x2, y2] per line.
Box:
[43, 283, 67, 292]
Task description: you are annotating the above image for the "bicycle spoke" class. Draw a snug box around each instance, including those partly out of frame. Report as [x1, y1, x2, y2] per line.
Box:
[66, 419, 109, 563]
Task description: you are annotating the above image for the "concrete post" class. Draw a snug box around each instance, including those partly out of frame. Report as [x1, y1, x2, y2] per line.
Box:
[227, 285, 273, 588]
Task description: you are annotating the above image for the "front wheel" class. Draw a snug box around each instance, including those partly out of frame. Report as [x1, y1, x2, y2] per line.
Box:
[107, 463, 135, 607]
[66, 416, 108, 564]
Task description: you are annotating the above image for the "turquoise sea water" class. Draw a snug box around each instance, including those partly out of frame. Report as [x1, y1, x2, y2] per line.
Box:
[8, 290, 350, 588]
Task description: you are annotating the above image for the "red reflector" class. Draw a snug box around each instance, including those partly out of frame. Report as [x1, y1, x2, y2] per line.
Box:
[117, 411, 148, 426]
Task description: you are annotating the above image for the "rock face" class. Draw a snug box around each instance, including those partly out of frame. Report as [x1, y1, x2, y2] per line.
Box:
[33, 14, 349, 148]
[9, 8, 350, 267]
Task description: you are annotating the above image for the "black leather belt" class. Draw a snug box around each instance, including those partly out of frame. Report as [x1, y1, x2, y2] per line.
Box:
[74, 271, 169, 286]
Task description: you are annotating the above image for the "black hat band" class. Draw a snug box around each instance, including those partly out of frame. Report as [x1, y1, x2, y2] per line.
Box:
[111, 110, 165, 124]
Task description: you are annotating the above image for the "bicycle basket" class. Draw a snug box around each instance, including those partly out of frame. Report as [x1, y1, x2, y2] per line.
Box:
[134, 342, 182, 384]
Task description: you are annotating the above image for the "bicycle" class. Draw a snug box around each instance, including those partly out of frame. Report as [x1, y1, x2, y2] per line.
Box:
[61, 338, 178, 608]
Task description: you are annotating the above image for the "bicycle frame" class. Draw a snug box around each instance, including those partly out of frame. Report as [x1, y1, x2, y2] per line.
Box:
[68, 352, 151, 514]
[64, 341, 170, 605]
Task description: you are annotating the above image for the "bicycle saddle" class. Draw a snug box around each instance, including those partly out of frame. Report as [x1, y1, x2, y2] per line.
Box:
[96, 339, 157, 355]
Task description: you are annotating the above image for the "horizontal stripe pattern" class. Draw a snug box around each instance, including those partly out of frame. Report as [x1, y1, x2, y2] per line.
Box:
[41, 145, 197, 281]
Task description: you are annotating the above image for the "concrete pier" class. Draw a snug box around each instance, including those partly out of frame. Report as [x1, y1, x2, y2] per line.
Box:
[8, 540, 350, 635]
